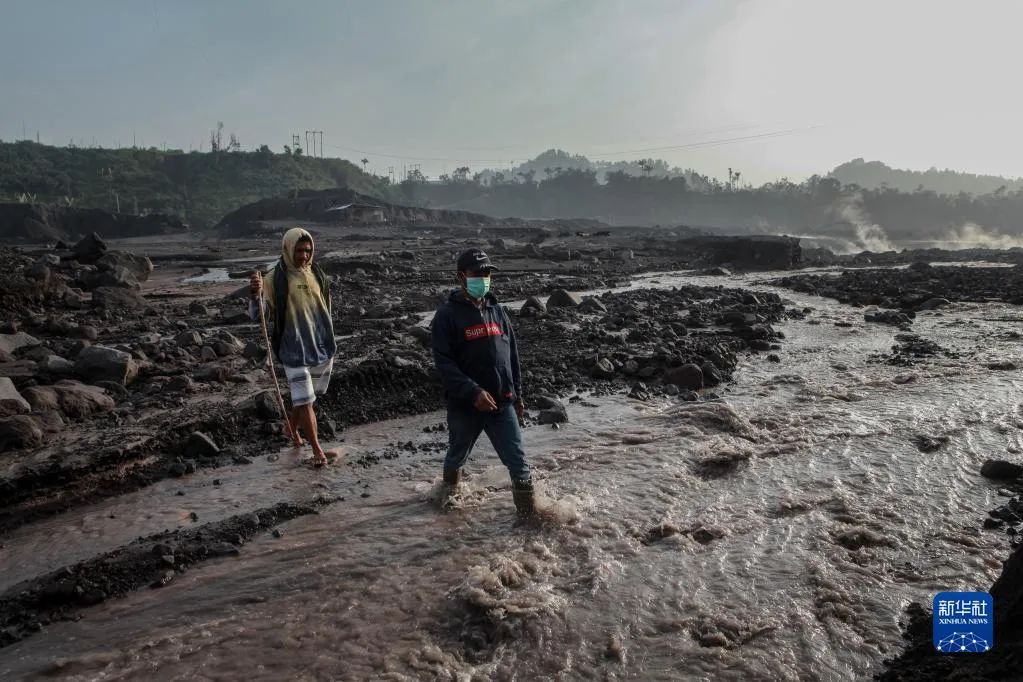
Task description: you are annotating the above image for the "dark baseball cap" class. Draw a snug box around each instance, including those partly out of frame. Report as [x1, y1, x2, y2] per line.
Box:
[456, 248, 499, 272]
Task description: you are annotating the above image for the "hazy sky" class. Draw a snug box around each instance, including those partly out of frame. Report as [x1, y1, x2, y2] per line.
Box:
[2, 0, 1022, 184]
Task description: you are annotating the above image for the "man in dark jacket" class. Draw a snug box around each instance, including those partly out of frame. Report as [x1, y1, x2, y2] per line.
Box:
[431, 248, 534, 517]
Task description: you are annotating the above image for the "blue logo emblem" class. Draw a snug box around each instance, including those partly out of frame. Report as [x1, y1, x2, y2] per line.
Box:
[933, 592, 993, 653]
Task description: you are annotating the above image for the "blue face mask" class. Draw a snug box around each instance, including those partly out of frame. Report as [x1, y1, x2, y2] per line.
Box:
[465, 276, 491, 299]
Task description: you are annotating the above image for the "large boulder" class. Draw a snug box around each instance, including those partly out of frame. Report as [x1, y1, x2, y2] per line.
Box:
[53, 380, 117, 417]
[21, 386, 61, 412]
[700, 361, 723, 387]
[40, 354, 75, 375]
[80, 266, 141, 291]
[212, 331, 244, 356]
[21, 381, 115, 418]
[0, 332, 41, 356]
[578, 297, 608, 313]
[75, 345, 139, 385]
[176, 330, 203, 347]
[183, 431, 220, 458]
[235, 389, 279, 420]
[96, 251, 154, 283]
[981, 459, 1023, 480]
[0, 377, 30, 417]
[664, 363, 704, 390]
[0, 415, 43, 451]
[71, 232, 109, 264]
[521, 296, 547, 315]
[92, 286, 147, 309]
[547, 289, 581, 308]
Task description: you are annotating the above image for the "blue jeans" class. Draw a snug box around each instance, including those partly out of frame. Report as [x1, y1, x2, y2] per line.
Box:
[444, 403, 531, 481]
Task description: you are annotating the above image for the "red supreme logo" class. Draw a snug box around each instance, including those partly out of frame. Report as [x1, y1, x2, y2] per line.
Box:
[464, 322, 502, 341]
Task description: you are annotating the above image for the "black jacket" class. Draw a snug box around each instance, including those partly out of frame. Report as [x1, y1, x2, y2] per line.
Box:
[431, 289, 522, 408]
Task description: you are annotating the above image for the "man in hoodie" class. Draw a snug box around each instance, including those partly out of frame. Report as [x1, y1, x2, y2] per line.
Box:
[431, 248, 535, 517]
[249, 227, 338, 466]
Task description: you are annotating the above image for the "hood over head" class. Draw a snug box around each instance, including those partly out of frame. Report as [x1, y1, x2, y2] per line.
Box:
[281, 227, 314, 270]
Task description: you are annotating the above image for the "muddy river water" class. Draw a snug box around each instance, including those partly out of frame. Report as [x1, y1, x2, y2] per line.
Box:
[2, 269, 1021, 680]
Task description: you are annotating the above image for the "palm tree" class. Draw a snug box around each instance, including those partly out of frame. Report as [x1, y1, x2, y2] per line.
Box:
[361, 158, 369, 172]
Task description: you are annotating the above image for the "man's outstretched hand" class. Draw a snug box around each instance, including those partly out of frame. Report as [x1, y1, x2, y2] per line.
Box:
[474, 390, 498, 412]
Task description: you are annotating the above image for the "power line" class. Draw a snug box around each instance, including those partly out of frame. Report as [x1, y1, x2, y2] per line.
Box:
[320, 126, 821, 165]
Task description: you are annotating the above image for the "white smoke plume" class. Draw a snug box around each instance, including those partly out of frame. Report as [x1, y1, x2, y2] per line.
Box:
[933, 223, 1023, 250]
[835, 193, 896, 253]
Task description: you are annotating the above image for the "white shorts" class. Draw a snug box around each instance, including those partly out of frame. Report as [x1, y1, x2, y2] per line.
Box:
[283, 359, 334, 406]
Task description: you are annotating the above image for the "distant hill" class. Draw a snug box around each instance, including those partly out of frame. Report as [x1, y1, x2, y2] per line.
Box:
[0, 141, 392, 229]
[830, 158, 1023, 196]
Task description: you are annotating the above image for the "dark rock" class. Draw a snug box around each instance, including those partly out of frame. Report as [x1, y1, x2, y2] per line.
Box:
[579, 297, 608, 313]
[917, 297, 950, 311]
[547, 289, 581, 308]
[25, 263, 51, 285]
[981, 459, 1023, 480]
[912, 434, 950, 453]
[91, 286, 146, 309]
[0, 331, 41, 355]
[986, 360, 1019, 371]
[71, 232, 108, 264]
[637, 366, 658, 380]
[167, 375, 197, 393]
[767, 354, 781, 363]
[38, 354, 74, 375]
[49, 380, 117, 417]
[366, 303, 394, 318]
[0, 377, 31, 417]
[242, 341, 267, 359]
[700, 361, 723, 387]
[521, 296, 547, 314]
[628, 382, 650, 400]
[0, 415, 43, 451]
[664, 363, 703, 390]
[538, 406, 568, 424]
[591, 358, 616, 379]
[75, 345, 138, 385]
[176, 330, 203, 347]
[722, 311, 757, 326]
[80, 266, 141, 291]
[864, 310, 913, 327]
[75, 325, 99, 341]
[184, 431, 219, 458]
[96, 251, 154, 282]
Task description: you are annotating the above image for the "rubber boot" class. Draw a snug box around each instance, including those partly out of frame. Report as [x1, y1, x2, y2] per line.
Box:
[443, 468, 461, 485]
[511, 478, 536, 519]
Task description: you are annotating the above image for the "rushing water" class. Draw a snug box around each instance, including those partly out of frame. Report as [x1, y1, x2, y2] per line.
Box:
[2, 270, 1022, 680]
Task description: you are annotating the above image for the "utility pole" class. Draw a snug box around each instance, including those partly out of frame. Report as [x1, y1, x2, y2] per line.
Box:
[292, 134, 301, 153]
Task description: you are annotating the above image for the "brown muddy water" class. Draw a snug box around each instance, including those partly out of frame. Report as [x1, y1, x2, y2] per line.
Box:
[2, 271, 1022, 680]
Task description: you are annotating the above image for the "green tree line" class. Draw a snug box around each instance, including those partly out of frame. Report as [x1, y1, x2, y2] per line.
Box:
[0, 140, 392, 229]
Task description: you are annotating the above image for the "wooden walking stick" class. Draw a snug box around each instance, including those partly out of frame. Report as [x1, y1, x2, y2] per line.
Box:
[254, 270, 300, 445]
